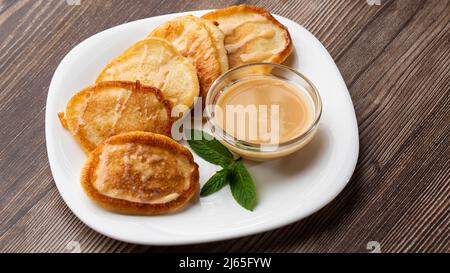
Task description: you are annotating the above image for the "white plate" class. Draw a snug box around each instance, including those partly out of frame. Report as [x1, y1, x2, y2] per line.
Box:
[46, 10, 359, 245]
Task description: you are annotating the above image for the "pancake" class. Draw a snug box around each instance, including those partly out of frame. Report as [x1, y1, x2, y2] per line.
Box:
[195, 17, 229, 74]
[96, 37, 199, 109]
[149, 15, 226, 101]
[202, 5, 293, 68]
[80, 131, 199, 215]
[58, 81, 173, 153]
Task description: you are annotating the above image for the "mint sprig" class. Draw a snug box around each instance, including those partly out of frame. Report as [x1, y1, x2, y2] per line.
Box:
[186, 129, 257, 211]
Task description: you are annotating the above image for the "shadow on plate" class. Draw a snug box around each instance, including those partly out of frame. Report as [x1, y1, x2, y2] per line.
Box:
[245, 127, 328, 180]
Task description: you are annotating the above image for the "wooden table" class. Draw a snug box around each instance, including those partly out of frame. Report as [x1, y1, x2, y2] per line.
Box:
[0, 0, 448, 253]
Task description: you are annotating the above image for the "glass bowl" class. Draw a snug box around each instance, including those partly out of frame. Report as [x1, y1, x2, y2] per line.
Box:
[205, 63, 322, 161]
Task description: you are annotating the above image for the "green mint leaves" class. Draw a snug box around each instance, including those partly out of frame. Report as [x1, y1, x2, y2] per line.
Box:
[186, 129, 257, 211]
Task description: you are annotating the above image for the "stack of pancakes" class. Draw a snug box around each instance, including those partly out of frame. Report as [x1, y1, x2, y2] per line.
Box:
[58, 5, 293, 215]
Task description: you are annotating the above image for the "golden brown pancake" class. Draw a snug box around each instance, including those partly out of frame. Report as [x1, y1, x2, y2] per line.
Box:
[96, 37, 199, 109]
[81, 131, 199, 215]
[202, 5, 293, 68]
[58, 81, 173, 153]
[149, 15, 227, 101]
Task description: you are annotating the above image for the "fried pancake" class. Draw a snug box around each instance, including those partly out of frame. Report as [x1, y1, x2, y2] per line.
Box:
[202, 5, 293, 68]
[200, 18, 229, 74]
[96, 37, 199, 109]
[58, 81, 173, 153]
[149, 15, 226, 101]
[81, 131, 199, 215]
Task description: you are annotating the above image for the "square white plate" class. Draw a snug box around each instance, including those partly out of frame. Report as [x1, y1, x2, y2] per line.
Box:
[45, 10, 359, 245]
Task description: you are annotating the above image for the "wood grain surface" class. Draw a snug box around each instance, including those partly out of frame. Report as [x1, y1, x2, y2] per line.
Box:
[0, 0, 448, 253]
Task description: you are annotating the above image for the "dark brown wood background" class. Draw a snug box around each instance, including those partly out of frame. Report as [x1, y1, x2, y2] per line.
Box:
[0, 0, 448, 253]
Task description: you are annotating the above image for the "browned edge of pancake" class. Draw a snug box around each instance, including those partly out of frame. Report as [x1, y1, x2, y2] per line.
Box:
[202, 4, 293, 65]
[80, 131, 200, 215]
[58, 81, 174, 153]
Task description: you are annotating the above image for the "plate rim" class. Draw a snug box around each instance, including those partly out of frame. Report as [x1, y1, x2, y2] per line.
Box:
[45, 10, 359, 245]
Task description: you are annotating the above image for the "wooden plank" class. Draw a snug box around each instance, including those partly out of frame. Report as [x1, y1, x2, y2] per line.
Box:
[0, 0, 448, 253]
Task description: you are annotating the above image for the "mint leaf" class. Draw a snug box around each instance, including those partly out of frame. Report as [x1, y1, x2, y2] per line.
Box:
[186, 129, 234, 167]
[230, 161, 257, 211]
[200, 168, 231, 197]
[187, 130, 257, 211]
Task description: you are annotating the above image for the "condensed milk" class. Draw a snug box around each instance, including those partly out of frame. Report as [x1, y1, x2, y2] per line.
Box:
[206, 63, 322, 161]
[215, 77, 314, 145]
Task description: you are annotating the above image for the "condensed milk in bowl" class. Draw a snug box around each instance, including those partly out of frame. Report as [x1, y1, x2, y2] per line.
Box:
[205, 63, 322, 161]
